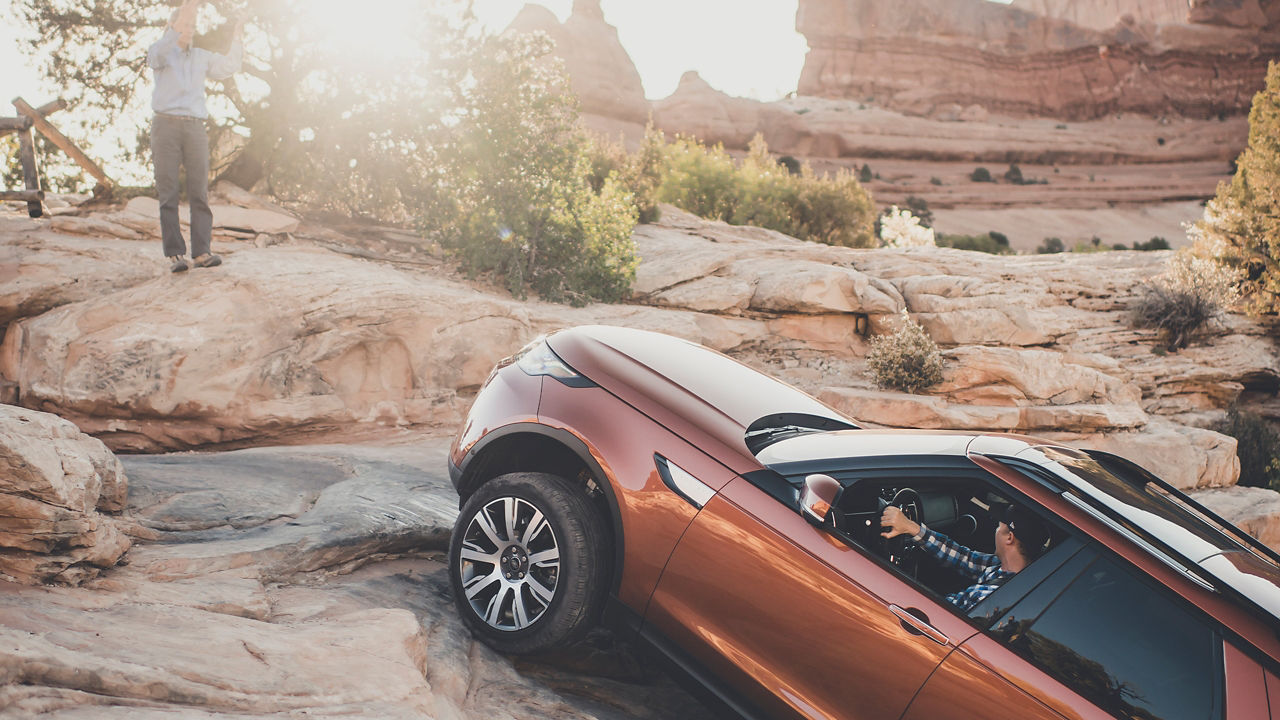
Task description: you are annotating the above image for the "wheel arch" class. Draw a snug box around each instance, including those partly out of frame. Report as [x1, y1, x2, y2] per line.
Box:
[456, 423, 624, 595]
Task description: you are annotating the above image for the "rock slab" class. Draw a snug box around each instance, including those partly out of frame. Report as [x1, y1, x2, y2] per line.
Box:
[0, 404, 130, 584]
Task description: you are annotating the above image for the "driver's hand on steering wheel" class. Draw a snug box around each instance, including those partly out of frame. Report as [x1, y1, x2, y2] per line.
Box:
[881, 506, 921, 540]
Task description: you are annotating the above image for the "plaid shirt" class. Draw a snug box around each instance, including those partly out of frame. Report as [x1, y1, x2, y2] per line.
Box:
[911, 525, 1014, 612]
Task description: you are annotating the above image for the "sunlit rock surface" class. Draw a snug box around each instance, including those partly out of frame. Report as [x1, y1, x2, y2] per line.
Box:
[2, 200, 1277, 489]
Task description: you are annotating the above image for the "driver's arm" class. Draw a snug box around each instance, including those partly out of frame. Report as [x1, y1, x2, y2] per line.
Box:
[882, 506, 996, 581]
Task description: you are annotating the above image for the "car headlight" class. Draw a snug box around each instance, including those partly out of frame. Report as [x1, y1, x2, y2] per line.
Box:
[515, 339, 593, 387]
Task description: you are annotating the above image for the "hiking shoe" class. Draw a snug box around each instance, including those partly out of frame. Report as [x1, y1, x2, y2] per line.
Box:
[169, 256, 189, 273]
[193, 253, 222, 268]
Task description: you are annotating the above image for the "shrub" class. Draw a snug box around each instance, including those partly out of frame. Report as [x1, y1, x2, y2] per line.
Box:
[1072, 237, 1109, 253]
[1133, 236, 1171, 251]
[929, 176, 943, 186]
[970, 167, 993, 182]
[656, 134, 877, 248]
[1190, 60, 1280, 315]
[424, 31, 639, 306]
[867, 310, 945, 393]
[1037, 237, 1065, 254]
[936, 232, 1013, 254]
[1128, 251, 1238, 350]
[858, 164, 874, 183]
[879, 206, 936, 248]
[587, 125, 663, 225]
[1004, 163, 1024, 184]
[656, 134, 740, 221]
[904, 195, 933, 227]
[1214, 408, 1280, 491]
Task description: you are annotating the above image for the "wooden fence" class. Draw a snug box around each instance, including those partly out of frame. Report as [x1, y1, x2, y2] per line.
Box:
[1, 96, 115, 218]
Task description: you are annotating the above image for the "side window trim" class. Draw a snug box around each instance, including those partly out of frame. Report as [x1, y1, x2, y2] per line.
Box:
[1061, 492, 1219, 593]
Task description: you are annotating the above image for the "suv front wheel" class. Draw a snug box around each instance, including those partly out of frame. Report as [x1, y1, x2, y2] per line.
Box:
[448, 472, 608, 654]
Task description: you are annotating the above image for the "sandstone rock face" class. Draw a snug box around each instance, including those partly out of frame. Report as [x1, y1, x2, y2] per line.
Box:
[651, 71, 810, 150]
[1189, 0, 1280, 28]
[1011, 0, 1188, 29]
[3, 202, 1278, 490]
[507, 0, 650, 124]
[796, 0, 1279, 119]
[0, 405, 131, 584]
[1191, 485, 1280, 550]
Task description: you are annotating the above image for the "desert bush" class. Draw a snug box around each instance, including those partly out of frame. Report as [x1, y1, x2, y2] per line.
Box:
[1133, 236, 1171, 251]
[1214, 408, 1280, 491]
[1037, 237, 1065, 254]
[656, 135, 740, 221]
[879, 206, 936, 248]
[1190, 60, 1280, 315]
[1004, 163, 1024, 184]
[1072, 237, 1110, 253]
[904, 195, 933, 227]
[936, 232, 1013, 254]
[587, 126, 662, 225]
[867, 310, 945, 393]
[859, 164, 873, 183]
[970, 167, 993, 183]
[1128, 251, 1238, 350]
[655, 134, 877, 248]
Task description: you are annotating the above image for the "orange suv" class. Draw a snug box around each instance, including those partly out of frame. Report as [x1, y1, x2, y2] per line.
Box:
[448, 325, 1280, 720]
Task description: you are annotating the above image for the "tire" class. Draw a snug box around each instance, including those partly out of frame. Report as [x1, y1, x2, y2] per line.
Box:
[448, 472, 609, 654]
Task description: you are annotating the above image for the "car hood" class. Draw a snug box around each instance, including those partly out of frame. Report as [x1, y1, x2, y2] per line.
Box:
[546, 326, 853, 473]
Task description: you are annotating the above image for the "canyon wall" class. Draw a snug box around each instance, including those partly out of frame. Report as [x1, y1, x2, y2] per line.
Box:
[796, 0, 1279, 119]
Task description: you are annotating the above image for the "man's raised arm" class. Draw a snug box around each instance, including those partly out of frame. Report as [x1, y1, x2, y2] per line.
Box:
[206, 17, 244, 81]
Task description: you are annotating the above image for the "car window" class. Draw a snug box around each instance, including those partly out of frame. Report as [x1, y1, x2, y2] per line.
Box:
[991, 553, 1222, 720]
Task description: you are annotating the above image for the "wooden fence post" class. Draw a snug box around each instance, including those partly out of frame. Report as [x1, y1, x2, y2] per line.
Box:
[16, 126, 42, 218]
[13, 96, 114, 195]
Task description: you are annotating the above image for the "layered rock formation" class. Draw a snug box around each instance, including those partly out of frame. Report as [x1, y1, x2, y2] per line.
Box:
[0, 405, 131, 584]
[796, 0, 1279, 120]
[5, 196, 1276, 493]
[507, 0, 649, 125]
[1011, 0, 1188, 28]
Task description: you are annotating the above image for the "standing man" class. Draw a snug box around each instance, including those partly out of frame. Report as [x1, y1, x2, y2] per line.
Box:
[147, 0, 243, 273]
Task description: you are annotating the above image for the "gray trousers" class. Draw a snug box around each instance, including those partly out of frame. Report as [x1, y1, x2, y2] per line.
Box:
[151, 114, 212, 258]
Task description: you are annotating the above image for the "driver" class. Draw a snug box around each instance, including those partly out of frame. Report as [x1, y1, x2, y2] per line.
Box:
[880, 502, 1049, 612]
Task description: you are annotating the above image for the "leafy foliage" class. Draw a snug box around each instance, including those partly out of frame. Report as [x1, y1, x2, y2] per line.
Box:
[1191, 60, 1280, 314]
[970, 167, 993, 182]
[867, 310, 944, 393]
[1037, 237, 1065, 254]
[414, 30, 638, 305]
[654, 133, 877, 248]
[936, 232, 1013, 254]
[1214, 408, 1280, 491]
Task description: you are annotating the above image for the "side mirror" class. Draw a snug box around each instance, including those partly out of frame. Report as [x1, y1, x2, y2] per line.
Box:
[800, 473, 841, 526]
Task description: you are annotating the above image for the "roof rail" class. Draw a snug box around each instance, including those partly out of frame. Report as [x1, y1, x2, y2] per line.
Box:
[1084, 449, 1280, 568]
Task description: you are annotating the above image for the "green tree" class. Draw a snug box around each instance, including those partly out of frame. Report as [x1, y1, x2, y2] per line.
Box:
[1192, 60, 1280, 314]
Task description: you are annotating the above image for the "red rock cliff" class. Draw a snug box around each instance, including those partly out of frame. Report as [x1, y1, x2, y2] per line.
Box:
[797, 0, 1279, 119]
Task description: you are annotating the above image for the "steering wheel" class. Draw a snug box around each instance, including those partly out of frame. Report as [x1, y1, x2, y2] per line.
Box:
[885, 487, 924, 576]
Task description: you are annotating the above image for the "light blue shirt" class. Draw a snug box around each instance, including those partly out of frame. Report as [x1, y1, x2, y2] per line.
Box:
[147, 28, 241, 119]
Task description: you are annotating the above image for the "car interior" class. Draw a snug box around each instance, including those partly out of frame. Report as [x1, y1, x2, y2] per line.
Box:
[822, 475, 1064, 601]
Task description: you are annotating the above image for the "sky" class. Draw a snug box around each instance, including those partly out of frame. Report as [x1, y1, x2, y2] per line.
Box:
[0, 0, 809, 107]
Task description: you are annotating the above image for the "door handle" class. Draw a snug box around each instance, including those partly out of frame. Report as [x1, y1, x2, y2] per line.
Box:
[889, 605, 950, 646]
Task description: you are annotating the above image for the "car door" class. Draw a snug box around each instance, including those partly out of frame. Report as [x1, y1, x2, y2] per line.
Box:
[643, 474, 978, 720]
